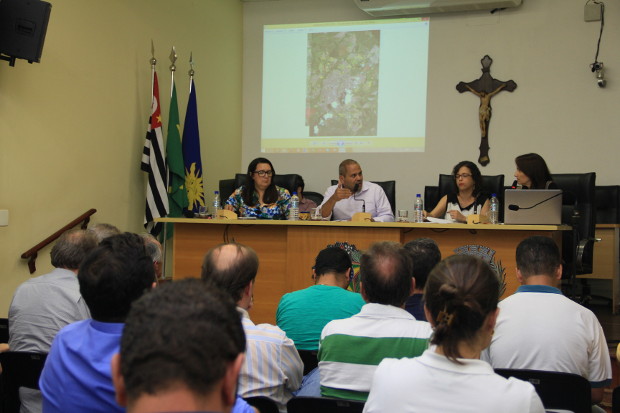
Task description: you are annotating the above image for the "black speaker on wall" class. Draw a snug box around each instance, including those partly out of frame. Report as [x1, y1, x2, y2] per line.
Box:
[0, 0, 52, 65]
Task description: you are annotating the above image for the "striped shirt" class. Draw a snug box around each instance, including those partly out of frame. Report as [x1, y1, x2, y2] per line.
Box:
[318, 303, 432, 401]
[238, 308, 303, 412]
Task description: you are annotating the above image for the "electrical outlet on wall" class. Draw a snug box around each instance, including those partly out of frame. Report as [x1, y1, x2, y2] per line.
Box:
[584, 3, 602, 22]
[0, 210, 8, 226]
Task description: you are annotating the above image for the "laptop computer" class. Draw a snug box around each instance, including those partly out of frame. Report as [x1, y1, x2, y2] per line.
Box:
[503, 189, 563, 225]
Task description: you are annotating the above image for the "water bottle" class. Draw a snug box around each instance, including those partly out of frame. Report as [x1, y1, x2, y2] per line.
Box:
[212, 191, 221, 218]
[289, 192, 300, 221]
[489, 193, 499, 224]
[414, 194, 424, 223]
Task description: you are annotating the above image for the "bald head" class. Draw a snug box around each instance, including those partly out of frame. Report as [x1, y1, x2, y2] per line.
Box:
[360, 241, 413, 307]
[201, 243, 259, 303]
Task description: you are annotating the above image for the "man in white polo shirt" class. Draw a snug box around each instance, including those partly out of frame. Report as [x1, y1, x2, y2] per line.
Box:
[483, 236, 611, 406]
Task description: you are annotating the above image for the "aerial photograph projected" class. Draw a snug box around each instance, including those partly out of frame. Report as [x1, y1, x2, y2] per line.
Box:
[306, 30, 380, 137]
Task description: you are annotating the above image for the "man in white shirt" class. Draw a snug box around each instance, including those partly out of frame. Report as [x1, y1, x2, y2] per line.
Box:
[201, 243, 303, 412]
[319, 159, 394, 222]
[483, 236, 612, 406]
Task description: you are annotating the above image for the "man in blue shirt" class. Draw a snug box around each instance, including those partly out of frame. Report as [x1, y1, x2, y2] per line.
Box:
[111, 279, 248, 413]
[39, 233, 156, 413]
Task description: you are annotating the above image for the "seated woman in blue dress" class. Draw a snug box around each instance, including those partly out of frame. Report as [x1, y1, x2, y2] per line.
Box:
[224, 157, 291, 219]
[514, 153, 558, 189]
[426, 160, 490, 223]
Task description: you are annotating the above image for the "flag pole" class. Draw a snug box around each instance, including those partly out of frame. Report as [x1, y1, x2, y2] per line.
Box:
[150, 40, 156, 99]
[160, 46, 178, 281]
[169, 46, 177, 98]
[188, 52, 194, 93]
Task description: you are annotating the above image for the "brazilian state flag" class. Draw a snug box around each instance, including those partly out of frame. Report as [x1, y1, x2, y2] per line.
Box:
[182, 78, 205, 213]
[165, 80, 188, 237]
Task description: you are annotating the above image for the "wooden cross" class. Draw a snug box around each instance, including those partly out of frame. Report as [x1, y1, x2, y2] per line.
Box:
[456, 55, 517, 166]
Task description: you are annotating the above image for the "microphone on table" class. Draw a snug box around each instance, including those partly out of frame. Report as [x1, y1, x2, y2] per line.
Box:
[352, 183, 365, 212]
[508, 191, 563, 211]
[511, 180, 518, 189]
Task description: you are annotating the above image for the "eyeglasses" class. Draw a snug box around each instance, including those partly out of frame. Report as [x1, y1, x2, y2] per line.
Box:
[455, 173, 472, 180]
[253, 170, 273, 177]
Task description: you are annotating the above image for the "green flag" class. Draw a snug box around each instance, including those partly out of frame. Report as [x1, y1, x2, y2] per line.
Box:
[166, 81, 188, 236]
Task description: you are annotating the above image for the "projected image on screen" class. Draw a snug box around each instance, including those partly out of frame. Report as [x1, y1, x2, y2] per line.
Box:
[306, 31, 380, 137]
[262, 18, 429, 153]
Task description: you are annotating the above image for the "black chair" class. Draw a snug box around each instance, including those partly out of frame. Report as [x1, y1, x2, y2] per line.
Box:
[423, 186, 439, 213]
[303, 191, 324, 207]
[330, 180, 396, 215]
[595, 185, 620, 224]
[298, 349, 319, 376]
[218, 178, 236, 203]
[0, 318, 8, 343]
[612, 385, 620, 413]
[494, 369, 591, 413]
[244, 396, 279, 413]
[0, 352, 48, 413]
[551, 174, 597, 295]
[287, 396, 365, 413]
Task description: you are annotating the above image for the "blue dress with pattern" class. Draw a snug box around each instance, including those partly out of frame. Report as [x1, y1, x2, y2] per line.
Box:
[225, 185, 291, 219]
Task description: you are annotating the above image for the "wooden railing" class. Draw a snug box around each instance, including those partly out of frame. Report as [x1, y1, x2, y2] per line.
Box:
[21, 209, 97, 274]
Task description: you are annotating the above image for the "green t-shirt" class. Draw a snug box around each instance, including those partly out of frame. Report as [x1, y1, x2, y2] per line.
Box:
[276, 285, 366, 351]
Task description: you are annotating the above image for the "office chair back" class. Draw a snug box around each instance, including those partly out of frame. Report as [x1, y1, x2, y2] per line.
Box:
[423, 186, 439, 213]
[0, 351, 48, 413]
[298, 349, 319, 376]
[612, 385, 620, 413]
[330, 180, 396, 215]
[287, 396, 365, 413]
[219, 178, 236, 203]
[552, 173, 596, 275]
[595, 185, 620, 224]
[244, 396, 279, 413]
[302, 191, 324, 207]
[494, 368, 591, 413]
[0, 318, 8, 343]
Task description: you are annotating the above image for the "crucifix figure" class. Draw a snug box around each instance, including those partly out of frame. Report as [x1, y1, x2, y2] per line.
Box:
[457, 55, 517, 166]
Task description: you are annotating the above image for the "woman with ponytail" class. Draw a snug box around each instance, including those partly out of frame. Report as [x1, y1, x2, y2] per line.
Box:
[363, 255, 544, 413]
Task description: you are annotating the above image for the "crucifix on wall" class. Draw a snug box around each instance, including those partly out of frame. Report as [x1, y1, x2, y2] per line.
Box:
[457, 55, 517, 166]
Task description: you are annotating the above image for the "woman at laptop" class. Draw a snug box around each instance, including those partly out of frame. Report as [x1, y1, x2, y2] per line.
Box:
[514, 153, 558, 189]
[426, 161, 490, 223]
[224, 157, 291, 219]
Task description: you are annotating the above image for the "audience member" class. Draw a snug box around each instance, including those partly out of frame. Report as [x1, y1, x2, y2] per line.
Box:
[319, 159, 394, 222]
[276, 246, 365, 351]
[403, 238, 442, 321]
[318, 241, 431, 401]
[201, 243, 303, 412]
[88, 223, 121, 243]
[363, 255, 544, 413]
[112, 279, 255, 413]
[293, 175, 317, 213]
[39, 233, 155, 413]
[139, 233, 163, 280]
[483, 236, 611, 405]
[8, 229, 97, 413]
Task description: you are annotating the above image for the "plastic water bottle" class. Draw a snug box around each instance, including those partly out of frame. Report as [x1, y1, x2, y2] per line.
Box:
[289, 192, 300, 221]
[414, 194, 424, 223]
[212, 191, 221, 217]
[489, 193, 499, 224]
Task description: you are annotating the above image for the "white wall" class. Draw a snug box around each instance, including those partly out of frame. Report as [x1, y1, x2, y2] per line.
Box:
[243, 0, 619, 210]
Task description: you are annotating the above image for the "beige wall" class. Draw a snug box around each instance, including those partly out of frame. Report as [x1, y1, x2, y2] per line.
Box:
[243, 0, 620, 209]
[0, 0, 242, 316]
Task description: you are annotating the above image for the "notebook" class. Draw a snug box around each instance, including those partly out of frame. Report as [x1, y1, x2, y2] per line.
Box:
[503, 189, 563, 225]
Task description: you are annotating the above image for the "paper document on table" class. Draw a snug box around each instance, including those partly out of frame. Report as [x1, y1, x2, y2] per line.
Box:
[426, 217, 453, 224]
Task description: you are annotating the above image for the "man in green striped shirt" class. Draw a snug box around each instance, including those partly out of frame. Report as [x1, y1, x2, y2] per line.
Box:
[318, 241, 432, 401]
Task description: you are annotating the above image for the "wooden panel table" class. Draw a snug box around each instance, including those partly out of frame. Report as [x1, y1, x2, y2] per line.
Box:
[578, 224, 620, 313]
[158, 218, 569, 324]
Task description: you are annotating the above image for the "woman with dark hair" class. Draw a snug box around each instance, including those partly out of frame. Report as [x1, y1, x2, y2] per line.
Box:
[426, 161, 490, 223]
[224, 157, 291, 219]
[363, 255, 544, 413]
[514, 153, 557, 189]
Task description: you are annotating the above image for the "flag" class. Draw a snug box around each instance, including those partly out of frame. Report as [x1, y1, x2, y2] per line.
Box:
[182, 78, 205, 213]
[166, 81, 188, 219]
[141, 72, 169, 235]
